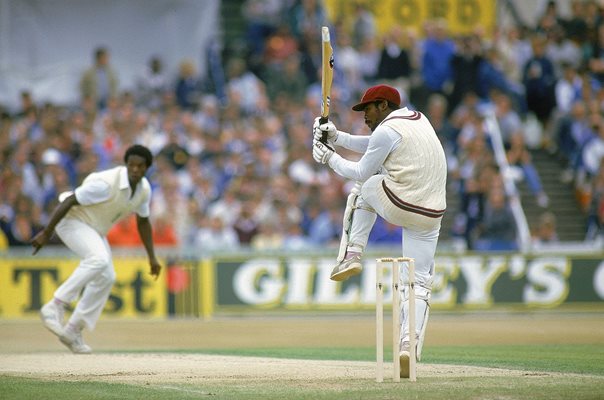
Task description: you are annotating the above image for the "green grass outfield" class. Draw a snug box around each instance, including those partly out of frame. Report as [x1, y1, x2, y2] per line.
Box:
[1, 344, 603, 400]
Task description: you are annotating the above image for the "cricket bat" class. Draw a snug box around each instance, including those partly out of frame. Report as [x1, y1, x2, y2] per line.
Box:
[319, 26, 334, 145]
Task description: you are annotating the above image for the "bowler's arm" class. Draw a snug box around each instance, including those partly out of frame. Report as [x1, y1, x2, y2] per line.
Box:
[136, 215, 162, 280]
[31, 194, 79, 255]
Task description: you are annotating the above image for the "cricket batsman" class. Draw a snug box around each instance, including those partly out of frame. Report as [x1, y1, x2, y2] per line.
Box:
[311, 84, 447, 377]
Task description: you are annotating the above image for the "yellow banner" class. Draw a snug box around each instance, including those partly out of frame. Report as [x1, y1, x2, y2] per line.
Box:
[0, 258, 166, 319]
[324, 0, 496, 37]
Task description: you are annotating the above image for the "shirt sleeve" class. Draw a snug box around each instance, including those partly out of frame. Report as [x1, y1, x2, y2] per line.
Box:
[328, 125, 400, 182]
[74, 179, 111, 205]
[135, 181, 152, 218]
[334, 131, 371, 153]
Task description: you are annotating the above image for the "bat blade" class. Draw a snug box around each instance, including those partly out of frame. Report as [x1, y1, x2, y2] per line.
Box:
[320, 26, 334, 143]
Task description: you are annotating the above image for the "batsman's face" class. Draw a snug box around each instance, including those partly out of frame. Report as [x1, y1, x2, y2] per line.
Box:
[126, 155, 149, 185]
[363, 102, 387, 132]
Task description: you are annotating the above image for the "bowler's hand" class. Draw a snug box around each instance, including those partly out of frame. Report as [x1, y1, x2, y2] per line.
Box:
[149, 258, 162, 281]
[31, 230, 50, 255]
[313, 140, 335, 164]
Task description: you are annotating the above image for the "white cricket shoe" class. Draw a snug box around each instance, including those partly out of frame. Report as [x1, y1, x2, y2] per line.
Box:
[330, 254, 362, 281]
[40, 301, 65, 337]
[59, 326, 92, 354]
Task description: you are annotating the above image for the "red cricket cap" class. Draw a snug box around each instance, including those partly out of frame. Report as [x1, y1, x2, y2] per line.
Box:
[351, 84, 401, 111]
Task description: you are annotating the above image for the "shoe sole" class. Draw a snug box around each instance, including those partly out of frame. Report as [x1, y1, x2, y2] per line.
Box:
[399, 351, 410, 378]
[330, 264, 362, 281]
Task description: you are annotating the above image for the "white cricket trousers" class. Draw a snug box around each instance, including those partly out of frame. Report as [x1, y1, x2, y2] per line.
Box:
[354, 175, 439, 350]
[54, 218, 115, 331]
[351, 175, 441, 287]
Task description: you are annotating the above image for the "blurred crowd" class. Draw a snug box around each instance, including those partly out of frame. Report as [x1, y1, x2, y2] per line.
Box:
[2, 0, 604, 252]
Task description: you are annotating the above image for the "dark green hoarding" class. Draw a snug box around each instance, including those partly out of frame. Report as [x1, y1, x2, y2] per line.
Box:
[215, 255, 604, 310]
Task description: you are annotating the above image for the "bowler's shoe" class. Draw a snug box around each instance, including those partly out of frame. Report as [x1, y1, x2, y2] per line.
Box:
[59, 327, 92, 354]
[40, 301, 64, 337]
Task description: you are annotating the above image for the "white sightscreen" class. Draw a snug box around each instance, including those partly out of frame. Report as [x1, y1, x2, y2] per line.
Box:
[0, 0, 219, 109]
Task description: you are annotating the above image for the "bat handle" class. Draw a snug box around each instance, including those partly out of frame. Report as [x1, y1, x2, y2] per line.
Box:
[319, 116, 329, 144]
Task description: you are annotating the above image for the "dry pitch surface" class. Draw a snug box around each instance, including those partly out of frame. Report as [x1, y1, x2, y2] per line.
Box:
[1, 312, 602, 384]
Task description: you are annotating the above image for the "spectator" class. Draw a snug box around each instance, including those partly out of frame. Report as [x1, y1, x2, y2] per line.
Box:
[417, 19, 455, 111]
[9, 141, 43, 206]
[80, 46, 119, 110]
[478, 46, 524, 111]
[536, 0, 565, 35]
[351, 2, 376, 49]
[334, 28, 364, 97]
[175, 60, 202, 111]
[0, 194, 42, 246]
[289, 0, 328, 41]
[40, 149, 72, 210]
[137, 56, 169, 110]
[16, 90, 36, 118]
[453, 163, 497, 249]
[588, 21, 604, 88]
[425, 93, 458, 168]
[242, 0, 283, 59]
[506, 132, 550, 208]
[582, 1, 601, 47]
[473, 188, 518, 251]
[282, 221, 313, 250]
[225, 57, 267, 116]
[376, 25, 412, 93]
[585, 159, 604, 241]
[207, 186, 242, 227]
[251, 220, 284, 250]
[298, 34, 322, 86]
[449, 35, 483, 113]
[151, 214, 179, 247]
[495, 24, 533, 88]
[492, 90, 523, 147]
[532, 211, 559, 247]
[307, 204, 342, 246]
[263, 24, 299, 69]
[1, 210, 40, 246]
[522, 34, 557, 133]
[193, 215, 239, 252]
[151, 172, 190, 245]
[555, 62, 583, 116]
[581, 117, 604, 179]
[545, 25, 582, 76]
[107, 215, 143, 247]
[265, 52, 308, 103]
[562, 0, 589, 45]
[233, 200, 259, 245]
[356, 36, 381, 86]
[556, 101, 596, 183]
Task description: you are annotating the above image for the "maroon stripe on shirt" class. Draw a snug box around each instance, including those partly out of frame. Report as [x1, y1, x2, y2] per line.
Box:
[382, 111, 422, 123]
[382, 181, 445, 218]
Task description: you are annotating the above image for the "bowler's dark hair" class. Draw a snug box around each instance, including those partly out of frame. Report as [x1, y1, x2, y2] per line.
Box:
[124, 144, 153, 167]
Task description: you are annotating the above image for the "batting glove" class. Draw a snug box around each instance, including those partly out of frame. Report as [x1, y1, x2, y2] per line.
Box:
[313, 117, 338, 146]
[313, 140, 335, 164]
